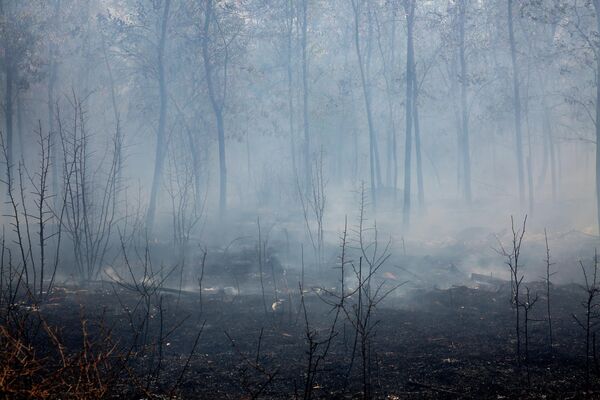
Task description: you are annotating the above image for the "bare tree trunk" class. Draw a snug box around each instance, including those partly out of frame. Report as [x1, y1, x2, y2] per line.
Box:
[16, 88, 23, 159]
[215, 107, 226, 216]
[458, 0, 472, 204]
[537, 100, 556, 202]
[376, 9, 398, 195]
[287, 0, 297, 181]
[351, 0, 378, 207]
[526, 123, 534, 214]
[365, 1, 382, 191]
[542, 23, 558, 202]
[413, 65, 424, 209]
[386, 23, 398, 192]
[146, 0, 171, 234]
[301, 0, 310, 193]
[545, 105, 557, 201]
[586, 3, 600, 231]
[593, 0, 600, 235]
[77, 0, 92, 93]
[521, 22, 536, 215]
[4, 65, 13, 170]
[537, 104, 549, 195]
[450, 54, 463, 196]
[101, 30, 122, 200]
[390, 17, 398, 199]
[48, 58, 57, 192]
[1, 0, 15, 171]
[508, 0, 525, 205]
[527, 156, 534, 213]
[202, 0, 227, 217]
[48, 0, 60, 199]
[597, 44, 600, 234]
[403, 0, 415, 227]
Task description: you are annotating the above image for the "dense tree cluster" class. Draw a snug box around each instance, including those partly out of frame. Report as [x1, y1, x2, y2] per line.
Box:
[0, 0, 598, 241]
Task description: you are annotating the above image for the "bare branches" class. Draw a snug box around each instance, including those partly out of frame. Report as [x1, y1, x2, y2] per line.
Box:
[225, 328, 279, 399]
[496, 215, 527, 366]
[299, 281, 339, 400]
[296, 149, 327, 270]
[58, 93, 119, 282]
[543, 229, 556, 352]
[573, 250, 600, 389]
[522, 286, 539, 381]
[0, 130, 30, 300]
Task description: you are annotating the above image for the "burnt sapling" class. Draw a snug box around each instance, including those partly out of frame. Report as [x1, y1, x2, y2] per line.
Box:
[573, 250, 600, 390]
[496, 215, 527, 367]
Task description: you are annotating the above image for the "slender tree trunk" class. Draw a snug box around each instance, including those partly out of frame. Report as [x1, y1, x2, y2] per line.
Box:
[202, 0, 227, 217]
[216, 110, 226, 215]
[545, 105, 557, 201]
[16, 88, 23, 159]
[101, 31, 122, 198]
[385, 43, 398, 191]
[458, 0, 472, 203]
[403, 0, 415, 227]
[526, 123, 534, 214]
[184, 125, 203, 208]
[508, 0, 525, 205]
[365, 1, 382, 191]
[593, 0, 600, 234]
[386, 120, 392, 188]
[378, 11, 397, 195]
[48, 0, 60, 198]
[527, 155, 534, 213]
[340, 26, 359, 185]
[536, 66, 551, 196]
[449, 55, 463, 196]
[287, 0, 297, 181]
[522, 24, 535, 215]
[48, 57, 57, 193]
[556, 136, 562, 196]
[413, 65, 424, 209]
[537, 104, 549, 194]
[350, 80, 359, 184]
[146, 0, 171, 234]
[5, 65, 13, 169]
[1, 0, 15, 171]
[351, 0, 378, 207]
[543, 25, 558, 202]
[301, 0, 310, 192]
[390, 18, 399, 200]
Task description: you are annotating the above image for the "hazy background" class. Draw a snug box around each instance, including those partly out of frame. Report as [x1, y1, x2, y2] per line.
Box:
[1, 0, 598, 291]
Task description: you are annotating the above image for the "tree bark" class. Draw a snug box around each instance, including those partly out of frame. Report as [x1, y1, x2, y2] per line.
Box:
[594, 0, 600, 235]
[4, 64, 13, 169]
[413, 75, 424, 208]
[449, 54, 463, 196]
[287, 0, 297, 181]
[365, 1, 382, 190]
[508, 0, 525, 205]
[544, 104, 557, 201]
[202, 0, 227, 217]
[301, 0, 310, 193]
[16, 86, 23, 159]
[377, 10, 398, 196]
[458, 0, 472, 204]
[48, 0, 60, 198]
[146, 0, 171, 234]
[403, 0, 415, 227]
[351, 0, 379, 207]
[101, 29, 122, 199]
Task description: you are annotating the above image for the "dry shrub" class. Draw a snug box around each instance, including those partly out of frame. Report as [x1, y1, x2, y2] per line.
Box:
[0, 312, 139, 399]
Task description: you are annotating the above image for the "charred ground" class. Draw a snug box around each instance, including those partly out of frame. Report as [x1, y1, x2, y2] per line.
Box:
[1, 263, 599, 399]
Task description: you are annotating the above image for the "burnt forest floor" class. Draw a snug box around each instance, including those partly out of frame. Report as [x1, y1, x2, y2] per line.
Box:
[4, 279, 600, 399]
